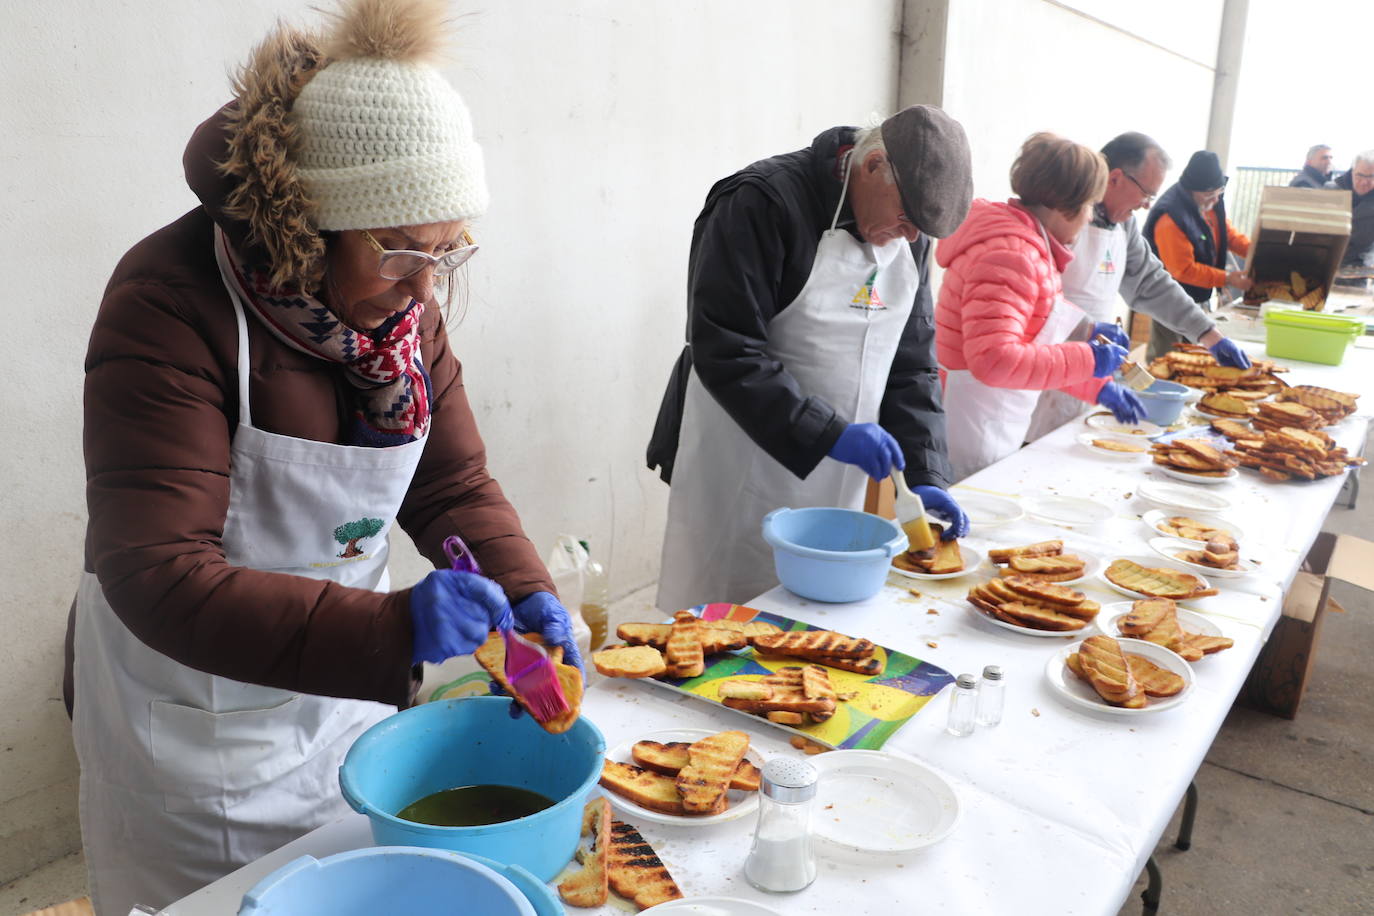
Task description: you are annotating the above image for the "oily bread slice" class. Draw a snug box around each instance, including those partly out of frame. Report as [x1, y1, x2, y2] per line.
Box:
[721, 687, 837, 715]
[1007, 554, 1085, 575]
[805, 652, 886, 676]
[800, 664, 837, 700]
[1177, 633, 1235, 656]
[1106, 559, 1213, 599]
[664, 611, 705, 678]
[1171, 438, 1230, 468]
[998, 601, 1089, 631]
[675, 730, 750, 814]
[475, 632, 584, 734]
[718, 679, 773, 701]
[750, 630, 875, 659]
[599, 760, 686, 815]
[631, 741, 761, 791]
[1118, 598, 1174, 636]
[1126, 655, 1186, 697]
[1072, 636, 1145, 707]
[615, 622, 749, 654]
[1001, 575, 1087, 608]
[607, 820, 684, 909]
[558, 797, 610, 907]
[592, 645, 667, 679]
[989, 540, 1064, 564]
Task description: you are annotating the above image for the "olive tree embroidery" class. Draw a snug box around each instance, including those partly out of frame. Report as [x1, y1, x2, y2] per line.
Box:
[335, 517, 385, 558]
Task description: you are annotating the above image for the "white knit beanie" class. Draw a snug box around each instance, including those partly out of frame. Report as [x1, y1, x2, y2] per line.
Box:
[292, 0, 488, 231]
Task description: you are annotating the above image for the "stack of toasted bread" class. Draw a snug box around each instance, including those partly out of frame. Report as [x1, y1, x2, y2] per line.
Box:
[967, 575, 1100, 631]
[1066, 635, 1186, 708]
[1105, 558, 1218, 599]
[592, 614, 783, 679]
[1149, 437, 1239, 478]
[1275, 385, 1358, 424]
[1148, 344, 1286, 394]
[1229, 426, 1366, 481]
[600, 730, 752, 817]
[715, 664, 843, 726]
[892, 522, 964, 574]
[558, 802, 685, 911]
[474, 632, 584, 734]
[1252, 400, 1325, 433]
[1153, 515, 1233, 544]
[988, 540, 1086, 582]
[1114, 598, 1233, 661]
[1198, 390, 1258, 419]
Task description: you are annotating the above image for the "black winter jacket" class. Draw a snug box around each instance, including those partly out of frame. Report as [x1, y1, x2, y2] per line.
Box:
[1335, 170, 1374, 267]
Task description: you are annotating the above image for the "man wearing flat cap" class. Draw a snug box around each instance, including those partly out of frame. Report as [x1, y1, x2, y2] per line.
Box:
[648, 105, 973, 614]
[1142, 150, 1254, 358]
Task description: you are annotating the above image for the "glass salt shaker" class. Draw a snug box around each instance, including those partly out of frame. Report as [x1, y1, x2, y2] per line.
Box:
[977, 665, 1005, 726]
[744, 757, 820, 893]
[946, 673, 979, 736]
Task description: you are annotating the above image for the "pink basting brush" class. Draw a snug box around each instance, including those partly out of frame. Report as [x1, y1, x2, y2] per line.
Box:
[443, 536, 570, 722]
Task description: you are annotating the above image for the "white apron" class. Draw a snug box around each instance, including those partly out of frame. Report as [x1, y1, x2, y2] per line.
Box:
[1026, 223, 1129, 441]
[656, 159, 918, 614]
[942, 221, 1088, 481]
[72, 229, 424, 916]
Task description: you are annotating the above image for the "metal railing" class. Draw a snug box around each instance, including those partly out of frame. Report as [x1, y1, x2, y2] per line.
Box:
[1229, 166, 1299, 238]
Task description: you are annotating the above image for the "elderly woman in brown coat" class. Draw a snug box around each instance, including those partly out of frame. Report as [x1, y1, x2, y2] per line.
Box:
[66, 2, 580, 913]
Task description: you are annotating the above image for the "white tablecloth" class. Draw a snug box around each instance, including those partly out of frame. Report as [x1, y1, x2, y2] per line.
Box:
[165, 341, 1371, 916]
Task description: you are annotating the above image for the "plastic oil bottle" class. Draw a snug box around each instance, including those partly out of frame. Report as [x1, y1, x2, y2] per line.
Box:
[578, 539, 610, 652]
[891, 470, 935, 552]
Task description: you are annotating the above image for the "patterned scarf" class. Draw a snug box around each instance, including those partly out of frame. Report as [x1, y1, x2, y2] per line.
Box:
[216, 228, 431, 446]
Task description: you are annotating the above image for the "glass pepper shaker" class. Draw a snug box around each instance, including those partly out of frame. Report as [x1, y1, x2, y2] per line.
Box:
[976, 665, 1005, 726]
[744, 757, 820, 893]
[946, 673, 979, 736]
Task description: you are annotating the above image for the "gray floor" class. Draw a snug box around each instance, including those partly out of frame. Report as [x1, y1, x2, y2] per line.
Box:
[4, 504, 1371, 916]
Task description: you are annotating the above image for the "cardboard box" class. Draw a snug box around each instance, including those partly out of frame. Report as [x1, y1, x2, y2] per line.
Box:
[1239, 531, 1370, 718]
[1245, 186, 1351, 311]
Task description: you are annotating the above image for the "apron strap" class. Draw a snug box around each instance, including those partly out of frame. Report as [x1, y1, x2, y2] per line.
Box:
[212, 226, 255, 429]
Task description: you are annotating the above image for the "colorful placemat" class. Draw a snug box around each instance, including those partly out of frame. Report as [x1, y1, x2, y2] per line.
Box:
[643, 603, 954, 750]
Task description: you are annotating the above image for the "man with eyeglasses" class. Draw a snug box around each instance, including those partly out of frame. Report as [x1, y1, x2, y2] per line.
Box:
[1142, 150, 1254, 359]
[1334, 150, 1374, 277]
[1027, 133, 1251, 441]
[647, 106, 973, 616]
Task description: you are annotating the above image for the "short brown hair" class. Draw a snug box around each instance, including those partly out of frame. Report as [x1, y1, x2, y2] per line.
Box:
[1010, 132, 1108, 214]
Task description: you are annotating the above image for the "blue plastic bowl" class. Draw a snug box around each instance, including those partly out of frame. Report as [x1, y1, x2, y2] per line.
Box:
[761, 507, 907, 603]
[339, 697, 604, 881]
[236, 847, 562, 916]
[1134, 379, 1191, 426]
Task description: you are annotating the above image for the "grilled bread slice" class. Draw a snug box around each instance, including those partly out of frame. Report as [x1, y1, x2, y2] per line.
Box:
[599, 760, 687, 815]
[1001, 576, 1087, 608]
[607, 820, 684, 908]
[801, 664, 837, 700]
[717, 679, 773, 701]
[1126, 655, 1186, 697]
[615, 622, 749, 654]
[989, 540, 1064, 564]
[664, 611, 705, 678]
[805, 652, 886, 676]
[1007, 554, 1085, 575]
[558, 798, 610, 907]
[721, 688, 837, 715]
[750, 630, 875, 659]
[592, 645, 667, 679]
[997, 601, 1089, 631]
[997, 565, 1084, 583]
[766, 711, 806, 725]
[1209, 419, 1254, 440]
[1199, 392, 1254, 417]
[707, 619, 783, 639]
[631, 740, 761, 791]
[1119, 598, 1175, 636]
[1106, 559, 1216, 599]
[1071, 636, 1144, 707]
[475, 632, 584, 734]
[1176, 633, 1235, 656]
[1172, 438, 1231, 468]
[675, 730, 750, 814]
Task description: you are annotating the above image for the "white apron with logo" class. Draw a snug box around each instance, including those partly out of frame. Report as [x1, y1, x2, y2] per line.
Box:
[656, 161, 919, 615]
[942, 221, 1089, 481]
[72, 230, 425, 916]
[1026, 223, 1129, 441]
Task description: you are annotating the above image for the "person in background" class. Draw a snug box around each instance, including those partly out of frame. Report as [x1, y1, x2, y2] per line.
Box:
[648, 106, 973, 617]
[69, 2, 581, 913]
[1026, 133, 1251, 442]
[1142, 150, 1253, 359]
[1289, 144, 1335, 189]
[1334, 150, 1374, 274]
[934, 132, 1145, 482]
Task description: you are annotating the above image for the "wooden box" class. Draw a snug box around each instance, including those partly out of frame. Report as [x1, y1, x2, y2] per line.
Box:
[1245, 186, 1351, 311]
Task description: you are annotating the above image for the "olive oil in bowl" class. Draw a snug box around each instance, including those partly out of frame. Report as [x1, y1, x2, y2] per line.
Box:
[395, 784, 555, 827]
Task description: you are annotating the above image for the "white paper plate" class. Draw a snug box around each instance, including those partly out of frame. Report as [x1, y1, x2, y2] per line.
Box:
[1141, 509, 1244, 546]
[643, 899, 784, 915]
[1136, 480, 1232, 513]
[603, 728, 763, 827]
[890, 545, 984, 580]
[807, 750, 959, 854]
[1157, 465, 1239, 486]
[1076, 431, 1150, 460]
[965, 600, 1091, 638]
[1148, 536, 1257, 579]
[1093, 603, 1224, 640]
[1045, 638, 1195, 715]
[953, 491, 1025, 527]
[1085, 411, 1163, 438]
[1023, 494, 1114, 527]
[1099, 556, 1214, 602]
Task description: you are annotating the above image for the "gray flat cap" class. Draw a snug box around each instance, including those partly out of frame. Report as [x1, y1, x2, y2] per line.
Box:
[880, 105, 973, 238]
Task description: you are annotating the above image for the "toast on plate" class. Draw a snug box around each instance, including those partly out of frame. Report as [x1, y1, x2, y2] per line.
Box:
[599, 760, 687, 815]
[675, 730, 750, 814]
[989, 540, 1064, 564]
[630, 740, 761, 791]
[664, 611, 705, 678]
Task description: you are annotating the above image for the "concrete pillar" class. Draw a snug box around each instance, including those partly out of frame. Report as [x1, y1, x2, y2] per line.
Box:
[1207, 0, 1250, 168]
[896, 0, 950, 108]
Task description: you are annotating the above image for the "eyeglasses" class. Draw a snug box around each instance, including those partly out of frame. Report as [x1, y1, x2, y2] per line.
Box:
[1121, 171, 1156, 205]
[362, 230, 478, 281]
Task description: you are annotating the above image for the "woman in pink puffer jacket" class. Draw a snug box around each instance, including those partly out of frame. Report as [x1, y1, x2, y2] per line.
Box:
[935, 132, 1144, 480]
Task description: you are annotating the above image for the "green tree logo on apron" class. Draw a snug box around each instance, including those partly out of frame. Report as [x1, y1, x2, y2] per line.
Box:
[334, 517, 384, 558]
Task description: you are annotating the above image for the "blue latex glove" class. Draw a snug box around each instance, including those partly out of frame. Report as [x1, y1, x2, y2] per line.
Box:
[512, 591, 585, 676]
[1089, 337, 1129, 378]
[913, 485, 970, 539]
[410, 569, 514, 665]
[828, 423, 904, 481]
[1097, 382, 1147, 424]
[1208, 337, 1252, 369]
[1091, 321, 1129, 348]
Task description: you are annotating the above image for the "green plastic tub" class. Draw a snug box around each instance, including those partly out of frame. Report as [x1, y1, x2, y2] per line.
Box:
[1264, 309, 1365, 366]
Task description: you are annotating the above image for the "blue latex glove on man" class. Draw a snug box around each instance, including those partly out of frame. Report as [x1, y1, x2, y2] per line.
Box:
[1091, 321, 1130, 348]
[1097, 381, 1147, 424]
[1089, 337, 1129, 378]
[1208, 337, 1252, 369]
[409, 569, 514, 665]
[913, 485, 970, 539]
[828, 422, 904, 481]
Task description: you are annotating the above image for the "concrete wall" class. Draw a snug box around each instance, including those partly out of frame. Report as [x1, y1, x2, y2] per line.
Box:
[0, 0, 903, 882]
